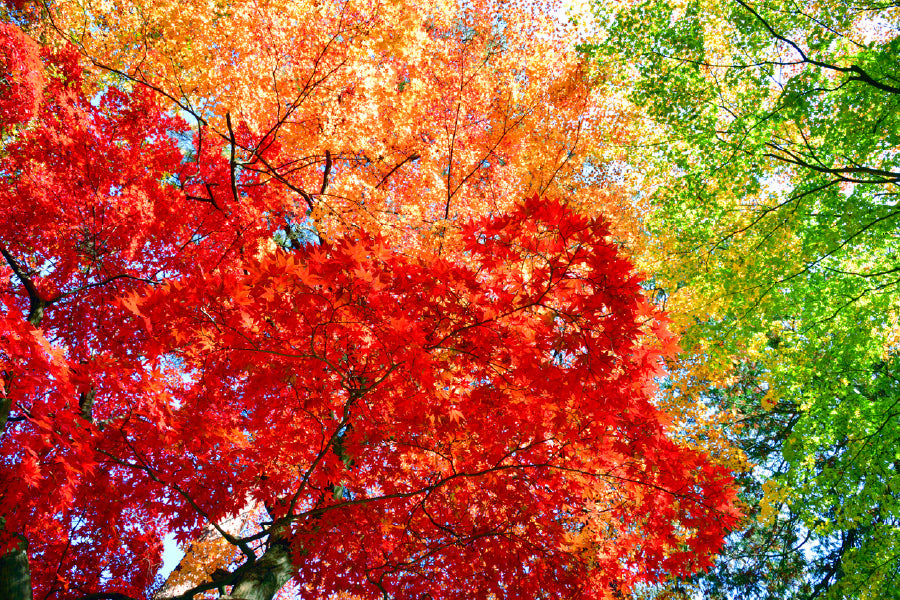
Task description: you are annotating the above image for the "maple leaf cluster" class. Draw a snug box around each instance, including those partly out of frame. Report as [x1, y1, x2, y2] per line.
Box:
[0, 21, 42, 126]
[0, 5, 739, 600]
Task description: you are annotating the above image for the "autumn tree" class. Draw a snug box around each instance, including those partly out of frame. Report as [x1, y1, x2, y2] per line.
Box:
[584, 0, 900, 598]
[0, 4, 740, 600]
[24, 0, 645, 253]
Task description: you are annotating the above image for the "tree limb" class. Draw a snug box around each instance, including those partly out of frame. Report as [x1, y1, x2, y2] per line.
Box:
[0, 242, 51, 327]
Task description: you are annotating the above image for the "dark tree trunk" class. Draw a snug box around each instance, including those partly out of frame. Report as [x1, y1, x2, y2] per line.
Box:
[0, 543, 33, 600]
[227, 540, 294, 600]
[0, 395, 11, 436]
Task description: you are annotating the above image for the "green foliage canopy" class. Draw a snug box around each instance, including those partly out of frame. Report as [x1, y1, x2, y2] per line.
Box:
[584, 1, 900, 598]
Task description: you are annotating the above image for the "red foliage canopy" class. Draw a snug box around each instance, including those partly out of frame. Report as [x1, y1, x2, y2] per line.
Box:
[0, 23, 739, 600]
[0, 21, 43, 126]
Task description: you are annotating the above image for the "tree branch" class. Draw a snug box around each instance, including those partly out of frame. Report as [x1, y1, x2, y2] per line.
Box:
[375, 153, 421, 189]
[320, 149, 332, 195]
[735, 0, 900, 95]
[226, 112, 241, 204]
[0, 242, 51, 327]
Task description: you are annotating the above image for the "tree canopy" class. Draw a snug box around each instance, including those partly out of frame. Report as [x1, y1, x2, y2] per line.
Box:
[585, 0, 900, 598]
[9, 0, 899, 597]
[0, 2, 741, 600]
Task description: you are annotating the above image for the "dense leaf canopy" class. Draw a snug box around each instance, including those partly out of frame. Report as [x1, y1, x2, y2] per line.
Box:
[586, 0, 900, 598]
[0, 2, 740, 600]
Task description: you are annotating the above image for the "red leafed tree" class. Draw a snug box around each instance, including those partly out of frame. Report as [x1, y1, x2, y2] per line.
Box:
[0, 18, 739, 600]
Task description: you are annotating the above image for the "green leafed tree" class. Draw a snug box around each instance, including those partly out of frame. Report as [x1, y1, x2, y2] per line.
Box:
[583, 0, 900, 598]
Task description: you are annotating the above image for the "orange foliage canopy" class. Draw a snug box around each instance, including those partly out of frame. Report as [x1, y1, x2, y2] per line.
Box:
[42, 0, 639, 252]
[0, 4, 738, 600]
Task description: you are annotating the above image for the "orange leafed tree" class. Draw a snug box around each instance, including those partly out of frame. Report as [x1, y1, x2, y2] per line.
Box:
[36, 0, 641, 251]
[1, 2, 738, 599]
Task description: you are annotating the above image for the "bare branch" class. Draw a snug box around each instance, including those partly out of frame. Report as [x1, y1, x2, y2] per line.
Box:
[375, 153, 421, 189]
[226, 112, 241, 204]
[0, 242, 51, 327]
[320, 149, 332, 195]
